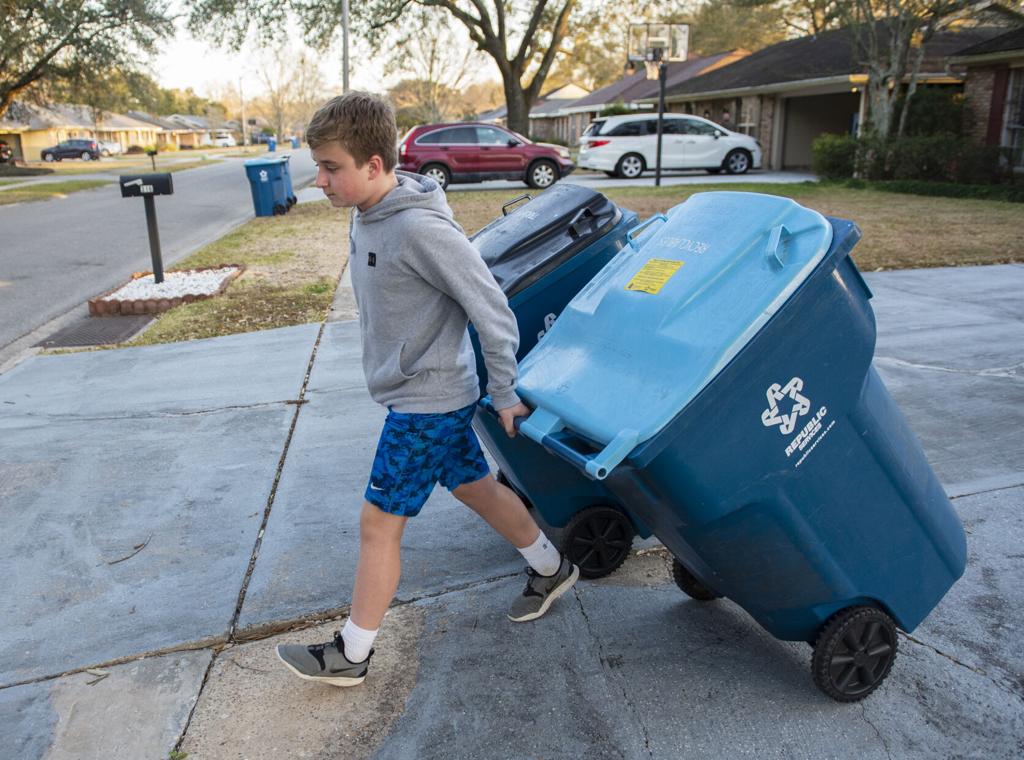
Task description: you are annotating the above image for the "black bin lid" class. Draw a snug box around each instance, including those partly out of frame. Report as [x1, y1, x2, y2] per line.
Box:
[470, 183, 621, 297]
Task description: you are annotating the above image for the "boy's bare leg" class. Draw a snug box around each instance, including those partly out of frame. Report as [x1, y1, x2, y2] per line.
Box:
[350, 501, 408, 629]
[452, 473, 539, 548]
[455, 473, 580, 622]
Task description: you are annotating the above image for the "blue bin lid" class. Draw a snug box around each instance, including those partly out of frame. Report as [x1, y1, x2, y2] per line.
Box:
[517, 191, 833, 476]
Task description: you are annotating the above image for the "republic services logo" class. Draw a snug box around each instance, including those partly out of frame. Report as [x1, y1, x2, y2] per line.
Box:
[761, 377, 811, 435]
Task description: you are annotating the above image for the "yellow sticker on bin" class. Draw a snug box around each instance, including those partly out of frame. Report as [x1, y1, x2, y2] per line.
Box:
[625, 258, 684, 294]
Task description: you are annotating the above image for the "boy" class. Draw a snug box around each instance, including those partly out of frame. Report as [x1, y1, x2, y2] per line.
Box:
[276, 93, 580, 687]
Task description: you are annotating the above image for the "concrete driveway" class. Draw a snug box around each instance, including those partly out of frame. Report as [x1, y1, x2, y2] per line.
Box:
[0, 264, 1020, 759]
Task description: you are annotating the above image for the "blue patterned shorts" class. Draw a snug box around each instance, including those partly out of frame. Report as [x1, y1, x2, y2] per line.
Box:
[365, 402, 491, 517]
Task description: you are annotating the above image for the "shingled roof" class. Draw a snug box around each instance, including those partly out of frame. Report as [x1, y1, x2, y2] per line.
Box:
[658, 23, 1013, 99]
[562, 51, 743, 113]
[951, 25, 1024, 57]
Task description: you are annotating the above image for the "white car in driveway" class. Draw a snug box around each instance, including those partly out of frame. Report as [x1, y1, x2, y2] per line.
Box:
[578, 113, 762, 178]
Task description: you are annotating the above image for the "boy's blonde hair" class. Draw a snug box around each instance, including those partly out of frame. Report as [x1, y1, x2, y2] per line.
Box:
[306, 92, 398, 171]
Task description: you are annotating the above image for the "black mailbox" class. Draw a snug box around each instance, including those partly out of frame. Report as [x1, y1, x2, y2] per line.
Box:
[119, 173, 173, 198]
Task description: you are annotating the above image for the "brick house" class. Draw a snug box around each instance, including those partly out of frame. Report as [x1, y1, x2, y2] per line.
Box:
[950, 26, 1024, 171]
[640, 22, 1018, 170]
[546, 50, 749, 147]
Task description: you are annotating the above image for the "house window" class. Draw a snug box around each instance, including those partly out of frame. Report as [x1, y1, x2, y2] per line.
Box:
[1005, 68, 1024, 171]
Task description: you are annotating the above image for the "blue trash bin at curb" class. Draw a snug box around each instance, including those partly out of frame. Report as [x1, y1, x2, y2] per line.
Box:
[291, 136, 300, 149]
[467, 184, 663, 580]
[512, 191, 966, 701]
[267, 136, 277, 152]
[244, 158, 289, 216]
[280, 155, 297, 207]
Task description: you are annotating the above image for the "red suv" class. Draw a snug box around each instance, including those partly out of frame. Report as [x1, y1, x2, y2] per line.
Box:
[398, 122, 575, 190]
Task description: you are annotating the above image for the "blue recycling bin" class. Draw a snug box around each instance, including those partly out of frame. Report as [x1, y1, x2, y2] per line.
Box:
[291, 136, 301, 149]
[244, 158, 289, 216]
[471, 184, 663, 579]
[512, 191, 966, 701]
[267, 136, 277, 152]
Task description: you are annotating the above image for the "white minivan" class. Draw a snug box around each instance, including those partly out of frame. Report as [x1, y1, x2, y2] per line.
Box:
[578, 113, 762, 178]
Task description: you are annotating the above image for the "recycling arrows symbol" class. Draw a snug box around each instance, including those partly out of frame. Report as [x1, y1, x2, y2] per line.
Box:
[761, 377, 811, 435]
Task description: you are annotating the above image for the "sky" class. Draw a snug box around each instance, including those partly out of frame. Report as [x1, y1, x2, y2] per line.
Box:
[151, 14, 383, 101]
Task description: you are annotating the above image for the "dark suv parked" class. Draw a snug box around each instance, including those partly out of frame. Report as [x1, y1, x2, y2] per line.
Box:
[398, 122, 575, 190]
[41, 139, 101, 162]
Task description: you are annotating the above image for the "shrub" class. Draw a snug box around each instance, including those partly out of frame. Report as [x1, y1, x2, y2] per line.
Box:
[811, 133, 858, 179]
[841, 179, 1024, 203]
[126, 144, 145, 154]
[849, 135, 1009, 184]
[600, 102, 633, 117]
[897, 87, 968, 137]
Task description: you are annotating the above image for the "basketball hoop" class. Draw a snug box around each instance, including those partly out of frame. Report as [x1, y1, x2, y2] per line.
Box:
[628, 23, 689, 63]
[625, 22, 689, 188]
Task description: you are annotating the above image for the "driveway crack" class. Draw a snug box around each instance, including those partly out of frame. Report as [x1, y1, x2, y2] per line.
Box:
[574, 588, 653, 760]
[10, 399, 302, 421]
[900, 632, 1023, 700]
[860, 701, 893, 760]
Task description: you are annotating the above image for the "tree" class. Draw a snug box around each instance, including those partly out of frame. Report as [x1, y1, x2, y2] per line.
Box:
[0, 0, 172, 119]
[382, 7, 476, 123]
[680, 0, 791, 55]
[840, 1, 972, 138]
[187, 0, 584, 136]
[734, 0, 845, 35]
[250, 47, 328, 138]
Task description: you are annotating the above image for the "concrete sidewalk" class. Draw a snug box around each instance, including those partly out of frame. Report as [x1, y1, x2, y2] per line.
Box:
[0, 265, 1021, 759]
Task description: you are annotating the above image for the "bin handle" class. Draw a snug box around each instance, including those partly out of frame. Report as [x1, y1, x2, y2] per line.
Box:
[765, 224, 791, 268]
[626, 214, 667, 250]
[479, 398, 637, 480]
[566, 207, 595, 239]
[502, 194, 532, 216]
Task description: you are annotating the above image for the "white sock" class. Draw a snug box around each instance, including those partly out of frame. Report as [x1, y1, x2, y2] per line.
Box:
[517, 531, 562, 576]
[341, 619, 378, 663]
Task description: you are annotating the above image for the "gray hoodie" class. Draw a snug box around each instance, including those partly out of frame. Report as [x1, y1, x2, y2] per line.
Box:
[348, 171, 520, 413]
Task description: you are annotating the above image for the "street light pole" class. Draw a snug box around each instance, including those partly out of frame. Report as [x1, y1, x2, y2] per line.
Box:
[239, 79, 247, 146]
[342, 0, 350, 93]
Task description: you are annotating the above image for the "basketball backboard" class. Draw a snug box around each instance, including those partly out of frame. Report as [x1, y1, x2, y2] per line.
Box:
[628, 23, 689, 62]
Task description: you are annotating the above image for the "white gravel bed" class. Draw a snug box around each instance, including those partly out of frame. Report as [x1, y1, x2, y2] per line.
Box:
[101, 266, 240, 301]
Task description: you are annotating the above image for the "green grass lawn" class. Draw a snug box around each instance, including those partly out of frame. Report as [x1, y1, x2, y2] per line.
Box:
[0, 179, 111, 205]
[122, 201, 348, 347]
[51, 181, 1023, 351]
[449, 182, 1024, 271]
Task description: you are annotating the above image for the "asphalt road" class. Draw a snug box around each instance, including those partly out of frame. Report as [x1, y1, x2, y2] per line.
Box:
[0, 152, 317, 355]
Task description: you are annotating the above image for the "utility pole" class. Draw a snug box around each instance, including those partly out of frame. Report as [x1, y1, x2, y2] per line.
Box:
[239, 78, 247, 146]
[342, 0, 350, 93]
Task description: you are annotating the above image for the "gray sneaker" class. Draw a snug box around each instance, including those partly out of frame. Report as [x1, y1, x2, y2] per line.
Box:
[508, 555, 580, 623]
[275, 631, 371, 687]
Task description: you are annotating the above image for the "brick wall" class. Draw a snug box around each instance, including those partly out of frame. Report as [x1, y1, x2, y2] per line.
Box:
[963, 67, 996, 143]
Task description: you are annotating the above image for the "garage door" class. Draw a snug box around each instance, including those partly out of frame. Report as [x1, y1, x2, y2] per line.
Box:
[782, 93, 860, 169]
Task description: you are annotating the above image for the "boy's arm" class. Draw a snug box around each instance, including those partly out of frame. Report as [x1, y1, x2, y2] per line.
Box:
[404, 216, 521, 411]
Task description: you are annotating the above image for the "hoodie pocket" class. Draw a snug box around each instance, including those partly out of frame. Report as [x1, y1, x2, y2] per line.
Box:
[364, 339, 422, 394]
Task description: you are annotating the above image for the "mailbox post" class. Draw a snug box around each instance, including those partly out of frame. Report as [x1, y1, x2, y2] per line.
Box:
[120, 173, 173, 283]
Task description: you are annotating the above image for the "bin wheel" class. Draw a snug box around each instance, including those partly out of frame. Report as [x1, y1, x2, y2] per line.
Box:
[811, 606, 898, 702]
[273, 203, 287, 215]
[288, 195, 298, 207]
[562, 506, 634, 579]
[496, 470, 533, 511]
[671, 558, 721, 601]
